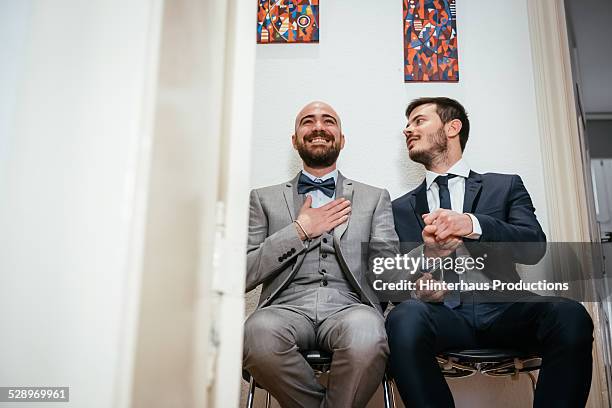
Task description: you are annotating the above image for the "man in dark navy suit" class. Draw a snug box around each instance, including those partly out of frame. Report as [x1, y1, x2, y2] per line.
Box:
[386, 97, 594, 407]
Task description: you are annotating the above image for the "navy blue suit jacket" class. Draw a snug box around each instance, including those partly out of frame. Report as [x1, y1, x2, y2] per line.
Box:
[392, 171, 547, 283]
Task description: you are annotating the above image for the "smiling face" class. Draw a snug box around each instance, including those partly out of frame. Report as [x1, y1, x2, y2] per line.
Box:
[403, 103, 448, 167]
[292, 102, 345, 168]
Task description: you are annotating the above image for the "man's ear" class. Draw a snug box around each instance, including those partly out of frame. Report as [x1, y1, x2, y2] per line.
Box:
[340, 134, 345, 149]
[446, 119, 462, 138]
[291, 134, 297, 149]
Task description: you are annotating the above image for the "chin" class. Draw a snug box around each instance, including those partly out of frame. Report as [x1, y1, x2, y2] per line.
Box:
[408, 150, 430, 165]
[307, 146, 332, 155]
[408, 149, 422, 159]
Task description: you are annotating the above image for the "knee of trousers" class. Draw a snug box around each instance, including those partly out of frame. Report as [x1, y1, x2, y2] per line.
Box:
[544, 299, 594, 349]
[243, 311, 294, 367]
[385, 300, 433, 349]
[334, 311, 389, 361]
[347, 329, 389, 363]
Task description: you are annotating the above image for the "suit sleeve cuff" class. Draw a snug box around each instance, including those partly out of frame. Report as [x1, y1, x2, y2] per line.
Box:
[464, 213, 482, 239]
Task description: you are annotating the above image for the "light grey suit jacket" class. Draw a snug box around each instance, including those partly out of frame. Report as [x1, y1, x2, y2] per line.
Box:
[246, 171, 399, 314]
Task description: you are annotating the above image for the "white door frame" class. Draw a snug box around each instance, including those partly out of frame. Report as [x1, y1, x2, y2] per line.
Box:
[122, 1, 255, 407]
[204, 0, 257, 406]
[527, 0, 609, 406]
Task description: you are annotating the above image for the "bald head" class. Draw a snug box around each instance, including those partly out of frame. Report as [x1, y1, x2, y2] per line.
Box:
[294, 101, 342, 133]
[292, 100, 345, 170]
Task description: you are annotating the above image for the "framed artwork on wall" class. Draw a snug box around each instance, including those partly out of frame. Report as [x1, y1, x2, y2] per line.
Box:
[257, 0, 319, 44]
[403, 0, 459, 82]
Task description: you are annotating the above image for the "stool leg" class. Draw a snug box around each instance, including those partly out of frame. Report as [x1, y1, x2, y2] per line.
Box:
[246, 377, 256, 408]
[382, 373, 395, 408]
[389, 378, 396, 408]
[265, 391, 271, 408]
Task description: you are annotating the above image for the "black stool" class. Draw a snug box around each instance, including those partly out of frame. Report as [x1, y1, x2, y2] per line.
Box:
[437, 349, 542, 394]
[245, 350, 395, 408]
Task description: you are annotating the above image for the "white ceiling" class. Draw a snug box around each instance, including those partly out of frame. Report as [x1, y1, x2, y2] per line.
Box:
[564, 0, 612, 114]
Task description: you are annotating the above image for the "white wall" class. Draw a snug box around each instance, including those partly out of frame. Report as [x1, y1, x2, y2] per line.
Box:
[0, 1, 30, 176]
[250, 0, 549, 235]
[0, 1, 161, 407]
[249, 0, 548, 406]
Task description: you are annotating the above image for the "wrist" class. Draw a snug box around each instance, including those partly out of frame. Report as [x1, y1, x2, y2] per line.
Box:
[463, 213, 482, 239]
[294, 220, 310, 241]
[463, 213, 474, 236]
[423, 245, 441, 260]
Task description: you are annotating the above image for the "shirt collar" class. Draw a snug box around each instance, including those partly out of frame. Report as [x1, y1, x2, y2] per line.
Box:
[425, 158, 471, 190]
[301, 169, 338, 184]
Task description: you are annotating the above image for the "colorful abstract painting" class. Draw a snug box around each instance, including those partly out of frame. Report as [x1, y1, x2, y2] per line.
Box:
[257, 0, 319, 44]
[403, 0, 459, 82]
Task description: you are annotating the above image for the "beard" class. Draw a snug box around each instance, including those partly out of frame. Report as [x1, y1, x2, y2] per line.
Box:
[408, 127, 448, 167]
[296, 130, 341, 168]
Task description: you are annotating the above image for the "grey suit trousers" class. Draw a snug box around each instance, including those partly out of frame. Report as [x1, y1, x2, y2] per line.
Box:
[243, 302, 389, 408]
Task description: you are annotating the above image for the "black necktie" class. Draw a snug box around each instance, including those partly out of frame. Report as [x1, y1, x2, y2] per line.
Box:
[435, 174, 456, 210]
[435, 174, 461, 308]
[297, 173, 336, 198]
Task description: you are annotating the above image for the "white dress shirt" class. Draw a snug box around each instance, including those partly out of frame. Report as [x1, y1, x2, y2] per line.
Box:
[301, 169, 338, 208]
[425, 158, 482, 239]
[425, 158, 491, 288]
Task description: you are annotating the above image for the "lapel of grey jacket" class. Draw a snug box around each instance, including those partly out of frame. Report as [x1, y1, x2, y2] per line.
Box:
[282, 172, 302, 221]
[279, 173, 308, 290]
[331, 172, 374, 307]
[333, 171, 353, 240]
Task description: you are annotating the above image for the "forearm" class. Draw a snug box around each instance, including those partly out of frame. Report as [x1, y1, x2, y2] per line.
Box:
[473, 176, 546, 264]
[475, 213, 546, 243]
[246, 223, 306, 292]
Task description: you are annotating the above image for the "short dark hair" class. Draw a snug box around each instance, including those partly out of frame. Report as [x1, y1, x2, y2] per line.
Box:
[405, 97, 470, 151]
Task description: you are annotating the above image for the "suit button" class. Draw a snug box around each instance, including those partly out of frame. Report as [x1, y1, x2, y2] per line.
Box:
[278, 257, 283, 262]
[322, 238, 328, 243]
[321, 279, 328, 286]
[322, 254, 327, 258]
[291, 248, 296, 254]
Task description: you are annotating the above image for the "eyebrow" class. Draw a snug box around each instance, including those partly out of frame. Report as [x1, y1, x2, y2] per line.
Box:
[299, 114, 338, 125]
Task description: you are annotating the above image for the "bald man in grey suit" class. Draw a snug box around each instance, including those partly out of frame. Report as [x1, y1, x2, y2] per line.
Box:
[243, 101, 399, 407]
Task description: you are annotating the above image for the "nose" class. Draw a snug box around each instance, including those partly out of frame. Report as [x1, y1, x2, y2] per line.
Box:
[314, 120, 324, 131]
[403, 125, 412, 138]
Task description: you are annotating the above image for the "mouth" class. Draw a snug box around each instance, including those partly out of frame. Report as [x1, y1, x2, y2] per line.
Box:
[407, 136, 419, 150]
[306, 135, 333, 145]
